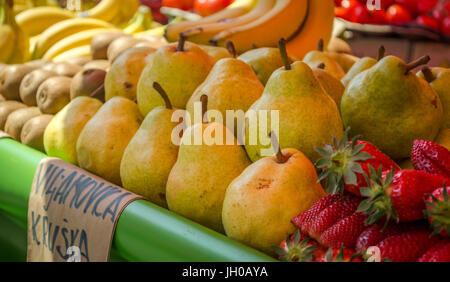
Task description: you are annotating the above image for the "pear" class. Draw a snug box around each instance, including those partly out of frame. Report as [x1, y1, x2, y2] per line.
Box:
[342, 46, 386, 87]
[105, 46, 155, 102]
[327, 37, 352, 54]
[137, 34, 214, 116]
[435, 128, 450, 150]
[120, 83, 180, 208]
[341, 55, 443, 160]
[44, 97, 103, 165]
[302, 39, 345, 80]
[238, 47, 286, 85]
[166, 95, 251, 233]
[244, 39, 344, 163]
[313, 63, 345, 108]
[76, 97, 143, 185]
[222, 133, 325, 255]
[326, 52, 359, 73]
[186, 42, 264, 135]
[417, 67, 450, 129]
[199, 44, 231, 62]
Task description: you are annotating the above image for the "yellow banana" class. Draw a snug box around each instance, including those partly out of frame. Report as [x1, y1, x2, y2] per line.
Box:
[2, 0, 29, 63]
[164, 0, 257, 43]
[52, 44, 91, 62]
[286, 0, 335, 60]
[183, 0, 275, 45]
[135, 16, 183, 38]
[77, 0, 120, 23]
[16, 6, 74, 37]
[211, 0, 308, 54]
[33, 17, 114, 59]
[111, 0, 140, 26]
[0, 25, 15, 63]
[43, 27, 118, 59]
[122, 5, 153, 34]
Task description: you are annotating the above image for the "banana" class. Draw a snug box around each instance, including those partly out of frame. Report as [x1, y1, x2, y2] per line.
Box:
[16, 6, 74, 37]
[286, 0, 335, 60]
[33, 17, 114, 59]
[182, 0, 275, 45]
[135, 16, 183, 38]
[164, 0, 257, 43]
[77, 0, 120, 23]
[0, 25, 15, 63]
[211, 0, 308, 54]
[1, 0, 29, 63]
[122, 5, 153, 34]
[52, 44, 91, 63]
[43, 27, 118, 59]
[111, 0, 140, 26]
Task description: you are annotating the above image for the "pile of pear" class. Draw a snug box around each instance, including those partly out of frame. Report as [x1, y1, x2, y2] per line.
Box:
[0, 32, 449, 257]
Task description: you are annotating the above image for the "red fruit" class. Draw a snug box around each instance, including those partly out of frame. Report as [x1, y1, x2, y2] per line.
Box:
[194, 0, 232, 16]
[317, 246, 363, 262]
[358, 169, 448, 224]
[274, 230, 325, 262]
[316, 129, 400, 196]
[371, 9, 387, 24]
[352, 5, 373, 23]
[308, 194, 362, 240]
[376, 229, 439, 262]
[416, 15, 441, 31]
[335, 6, 353, 21]
[418, 240, 450, 262]
[379, 0, 395, 9]
[341, 0, 361, 10]
[292, 194, 342, 232]
[386, 4, 413, 24]
[395, 0, 419, 14]
[417, 0, 438, 14]
[424, 185, 450, 237]
[319, 212, 368, 249]
[162, 0, 185, 9]
[441, 16, 450, 36]
[411, 140, 450, 179]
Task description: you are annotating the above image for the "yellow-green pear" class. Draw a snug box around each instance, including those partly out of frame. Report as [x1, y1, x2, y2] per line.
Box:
[44, 97, 103, 165]
[238, 47, 286, 85]
[76, 97, 143, 185]
[166, 95, 251, 233]
[199, 45, 231, 62]
[341, 46, 386, 87]
[137, 35, 214, 116]
[313, 63, 345, 108]
[244, 39, 344, 163]
[417, 67, 450, 129]
[303, 39, 345, 80]
[327, 52, 359, 73]
[120, 82, 180, 208]
[223, 134, 325, 255]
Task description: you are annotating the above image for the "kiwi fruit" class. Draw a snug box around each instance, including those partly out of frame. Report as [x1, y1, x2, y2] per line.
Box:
[66, 56, 91, 67]
[70, 69, 106, 101]
[107, 36, 148, 63]
[0, 64, 39, 100]
[83, 60, 110, 71]
[4, 107, 41, 141]
[25, 59, 52, 69]
[0, 101, 27, 130]
[37, 76, 72, 114]
[53, 62, 83, 77]
[91, 31, 126, 60]
[20, 69, 58, 106]
[21, 114, 54, 152]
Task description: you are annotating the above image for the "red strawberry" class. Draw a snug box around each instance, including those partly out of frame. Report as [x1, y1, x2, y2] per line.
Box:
[316, 246, 363, 262]
[315, 128, 400, 196]
[424, 185, 450, 237]
[291, 194, 341, 232]
[418, 240, 450, 262]
[273, 230, 325, 262]
[319, 212, 368, 249]
[411, 140, 450, 179]
[307, 194, 362, 240]
[376, 229, 439, 262]
[358, 168, 448, 224]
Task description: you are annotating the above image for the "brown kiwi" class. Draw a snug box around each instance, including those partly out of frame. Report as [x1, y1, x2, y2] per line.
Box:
[107, 36, 148, 63]
[25, 59, 52, 69]
[0, 64, 40, 100]
[66, 56, 91, 66]
[0, 101, 27, 130]
[91, 31, 126, 60]
[70, 69, 106, 101]
[52, 62, 83, 77]
[4, 107, 41, 141]
[83, 60, 110, 71]
[21, 114, 54, 152]
[37, 76, 72, 114]
[20, 69, 58, 106]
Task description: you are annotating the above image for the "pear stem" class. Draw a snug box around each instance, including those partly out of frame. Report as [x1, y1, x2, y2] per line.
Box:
[421, 67, 436, 83]
[269, 131, 286, 164]
[201, 94, 208, 124]
[377, 46, 386, 61]
[318, 39, 324, 52]
[278, 38, 291, 70]
[317, 63, 325, 69]
[177, 32, 186, 52]
[226, 40, 237, 58]
[153, 82, 172, 109]
[405, 55, 431, 74]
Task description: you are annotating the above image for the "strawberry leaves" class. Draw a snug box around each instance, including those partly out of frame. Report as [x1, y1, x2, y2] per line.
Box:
[424, 183, 450, 237]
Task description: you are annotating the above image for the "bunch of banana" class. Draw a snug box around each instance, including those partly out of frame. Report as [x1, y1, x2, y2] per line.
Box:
[122, 5, 154, 35]
[16, 6, 74, 37]
[77, 0, 140, 26]
[52, 44, 91, 62]
[1, 0, 29, 63]
[135, 16, 183, 38]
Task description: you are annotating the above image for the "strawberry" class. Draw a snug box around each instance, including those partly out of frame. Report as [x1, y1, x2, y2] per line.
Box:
[273, 230, 324, 262]
[424, 184, 450, 237]
[315, 128, 400, 196]
[411, 140, 450, 179]
[319, 212, 368, 250]
[418, 240, 450, 262]
[316, 246, 363, 262]
[376, 229, 439, 262]
[358, 168, 448, 226]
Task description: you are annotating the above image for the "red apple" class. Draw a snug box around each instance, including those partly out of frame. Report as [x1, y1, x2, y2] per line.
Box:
[386, 4, 413, 24]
